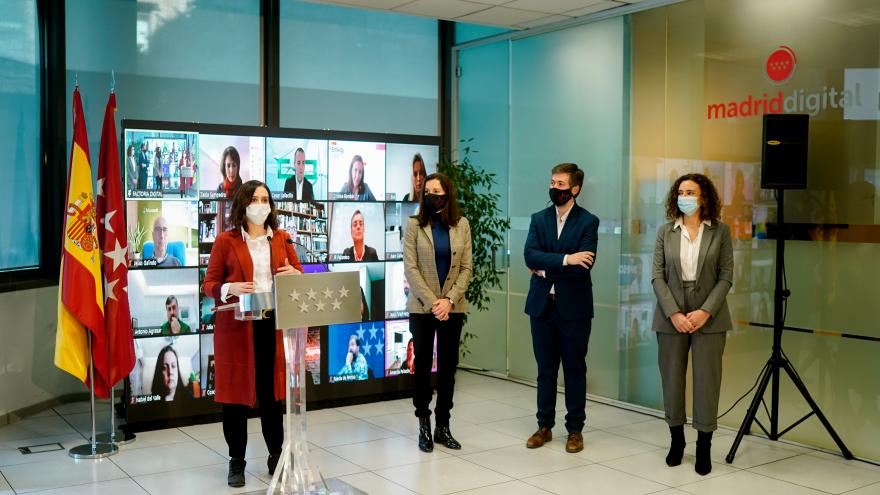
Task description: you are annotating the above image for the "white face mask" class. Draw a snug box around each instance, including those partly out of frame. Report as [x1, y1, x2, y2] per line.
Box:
[246, 203, 271, 226]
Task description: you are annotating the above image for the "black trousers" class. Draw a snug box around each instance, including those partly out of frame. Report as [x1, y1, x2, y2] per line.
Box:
[529, 298, 592, 433]
[222, 317, 283, 459]
[410, 312, 463, 426]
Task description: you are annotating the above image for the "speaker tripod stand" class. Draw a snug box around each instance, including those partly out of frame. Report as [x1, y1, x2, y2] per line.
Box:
[725, 188, 852, 463]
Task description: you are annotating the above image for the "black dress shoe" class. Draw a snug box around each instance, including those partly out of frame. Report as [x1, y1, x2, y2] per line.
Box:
[268, 453, 280, 475]
[433, 425, 462, 450]
[418, 417, 434, 452]
[228, 458, 246, 487]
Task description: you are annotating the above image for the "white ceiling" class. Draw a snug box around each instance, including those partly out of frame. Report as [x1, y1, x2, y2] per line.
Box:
[306, 0, 645, 30]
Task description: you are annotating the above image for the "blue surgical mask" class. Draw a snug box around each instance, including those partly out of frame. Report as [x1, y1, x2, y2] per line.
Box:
[677, 196, 699, 216]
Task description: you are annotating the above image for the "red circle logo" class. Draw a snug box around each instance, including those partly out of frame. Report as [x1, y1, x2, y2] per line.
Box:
[765, 45, 797, 85]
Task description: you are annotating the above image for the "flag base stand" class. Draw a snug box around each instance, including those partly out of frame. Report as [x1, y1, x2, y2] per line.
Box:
[67, 330, 121, 460]
[93, 430, 136, 446]
[93, 387, 136, 446]
[69, 442, 118, 459]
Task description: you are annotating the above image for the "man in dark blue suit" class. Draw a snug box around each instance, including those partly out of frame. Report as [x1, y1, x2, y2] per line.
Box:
[523, 163, 599, 454]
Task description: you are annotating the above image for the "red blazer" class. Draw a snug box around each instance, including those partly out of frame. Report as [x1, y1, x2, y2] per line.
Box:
[203, 228, 304, 406]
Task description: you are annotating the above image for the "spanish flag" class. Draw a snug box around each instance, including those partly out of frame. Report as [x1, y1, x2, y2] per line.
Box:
[55, 88, 109, 395]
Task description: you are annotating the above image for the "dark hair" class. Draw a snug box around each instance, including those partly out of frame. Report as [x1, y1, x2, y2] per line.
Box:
[220, 146, 241, 181]
[359, 286, 369, 321]
[151, 345, 187, 400]
[551, 163, 584, 192]
[664, 173, 722, 221]
[127, 144, 135, 156]
[348, 334, 362, 350]
[229, 180, 279, 231]
[350, 209, 363, 226]
[410, 153, 426, 199]
[416, 172, 461, 228]
[294, 147, 305, 158]
[165, 295, 178, 307]
[346, 155, 365, 195]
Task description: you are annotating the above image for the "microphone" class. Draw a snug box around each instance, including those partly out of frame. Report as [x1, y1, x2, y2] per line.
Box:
[286, 238, 310, 251]
[267, 234, 275, 274]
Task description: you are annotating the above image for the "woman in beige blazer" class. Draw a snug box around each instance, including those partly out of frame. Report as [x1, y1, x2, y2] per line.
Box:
[652, 173, 733, 476]
[403, 172, 473, 453]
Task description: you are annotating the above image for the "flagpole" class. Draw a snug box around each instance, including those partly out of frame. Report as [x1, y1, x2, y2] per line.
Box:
[94, 386, 135, 446]
[92, 83, 136, 449]
[69, 331, 117, 459]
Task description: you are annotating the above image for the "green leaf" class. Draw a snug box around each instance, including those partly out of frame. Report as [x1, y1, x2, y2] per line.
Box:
[439, 142, 512, 357]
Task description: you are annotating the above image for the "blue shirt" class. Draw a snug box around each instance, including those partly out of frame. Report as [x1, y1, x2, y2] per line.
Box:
[431, 218, 451, 290]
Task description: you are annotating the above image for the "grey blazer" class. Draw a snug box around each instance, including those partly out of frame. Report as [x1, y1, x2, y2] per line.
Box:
[651, 220, 733, 334]
[403, 216, 473, 314]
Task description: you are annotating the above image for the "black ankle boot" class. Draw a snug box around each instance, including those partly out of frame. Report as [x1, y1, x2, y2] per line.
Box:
[695, 430, 713, 475]
[227, 458, 246, 487]
[434, 425, 462, 450]
[267, 453, 280, 475]
[666, 425, 685, 467]
[418, 417, 434, 452]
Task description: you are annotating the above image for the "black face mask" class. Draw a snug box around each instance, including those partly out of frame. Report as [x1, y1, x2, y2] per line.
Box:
[549, 187, 574, 206]
[424, 193, 447, 213]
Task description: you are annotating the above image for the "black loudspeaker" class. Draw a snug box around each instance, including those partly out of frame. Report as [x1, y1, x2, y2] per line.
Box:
[761, 113, 808, 189]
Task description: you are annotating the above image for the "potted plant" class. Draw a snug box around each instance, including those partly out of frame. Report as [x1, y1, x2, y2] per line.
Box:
[127, 222, 147, 262]
[438, 139, 510, 357]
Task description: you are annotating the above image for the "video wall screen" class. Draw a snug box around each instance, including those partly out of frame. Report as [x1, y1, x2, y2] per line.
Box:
[123, 123, 439, 422]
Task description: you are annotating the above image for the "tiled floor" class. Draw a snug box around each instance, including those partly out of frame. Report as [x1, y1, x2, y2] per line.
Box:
[1, 371, 878, 494]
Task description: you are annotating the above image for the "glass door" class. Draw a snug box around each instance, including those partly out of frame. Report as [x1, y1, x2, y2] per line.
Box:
[454, 40, 511, 374]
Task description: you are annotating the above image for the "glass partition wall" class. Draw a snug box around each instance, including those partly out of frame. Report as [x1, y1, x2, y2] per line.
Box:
[456, 16, 629, 396]
[455, 0, 880, 461]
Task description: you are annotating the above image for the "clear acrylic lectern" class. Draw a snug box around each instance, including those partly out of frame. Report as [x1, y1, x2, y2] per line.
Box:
[269, 271, 367, 495]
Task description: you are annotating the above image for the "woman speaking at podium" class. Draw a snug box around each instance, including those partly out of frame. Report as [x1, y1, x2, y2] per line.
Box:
[652, 173, 733, 477]
[203, 180, 303, 488]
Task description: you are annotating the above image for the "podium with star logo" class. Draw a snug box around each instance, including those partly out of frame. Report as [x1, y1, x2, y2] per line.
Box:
[269, 271, 365, 495]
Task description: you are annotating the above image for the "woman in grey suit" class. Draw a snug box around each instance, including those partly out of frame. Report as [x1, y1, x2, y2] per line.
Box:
[403, 172, 472, 453]
[652, 173, 733, 476]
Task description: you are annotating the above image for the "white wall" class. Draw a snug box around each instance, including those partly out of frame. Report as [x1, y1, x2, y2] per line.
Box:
[0, 286, 85, 418]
